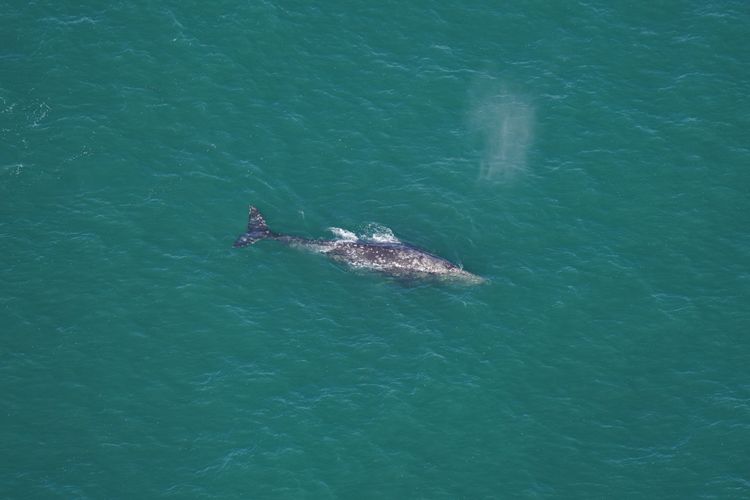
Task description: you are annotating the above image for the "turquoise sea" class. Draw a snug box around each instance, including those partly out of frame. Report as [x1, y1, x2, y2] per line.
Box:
[2, 1, 749, 498]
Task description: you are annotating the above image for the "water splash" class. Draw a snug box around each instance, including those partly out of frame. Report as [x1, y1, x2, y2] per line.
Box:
[361, 223, 400, 243]
[469, 86, 534, 180]
[327, 224, 401, 243]
[328, 227, 357, 241]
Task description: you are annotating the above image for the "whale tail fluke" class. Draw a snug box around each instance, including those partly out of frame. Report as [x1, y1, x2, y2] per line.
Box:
[233, 206, 274, 247]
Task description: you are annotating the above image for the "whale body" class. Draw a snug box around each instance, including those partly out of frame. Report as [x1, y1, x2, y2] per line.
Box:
[234, 206, 485, 283]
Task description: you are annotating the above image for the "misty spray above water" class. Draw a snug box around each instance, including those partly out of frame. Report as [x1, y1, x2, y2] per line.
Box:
[469, 85, 534, 180]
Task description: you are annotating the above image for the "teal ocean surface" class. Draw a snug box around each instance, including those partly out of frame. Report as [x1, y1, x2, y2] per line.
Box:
[2, 1, 749, 498]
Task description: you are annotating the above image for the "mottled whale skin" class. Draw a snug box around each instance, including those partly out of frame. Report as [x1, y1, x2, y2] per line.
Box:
[234, 206, 484, 283]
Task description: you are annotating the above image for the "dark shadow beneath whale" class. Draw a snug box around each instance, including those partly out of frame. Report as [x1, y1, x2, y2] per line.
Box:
[233, 206, 485, 284]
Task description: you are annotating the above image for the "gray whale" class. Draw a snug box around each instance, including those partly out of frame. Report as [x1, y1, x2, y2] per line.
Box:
[234, 206, 485, 283]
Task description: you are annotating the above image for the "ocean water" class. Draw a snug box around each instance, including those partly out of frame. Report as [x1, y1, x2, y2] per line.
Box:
[2, 1, 749, 498]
